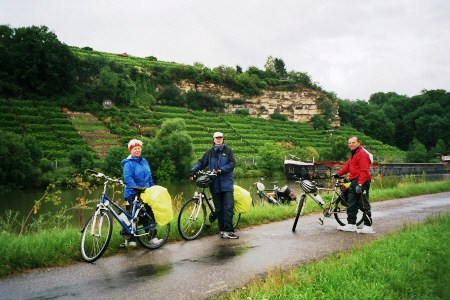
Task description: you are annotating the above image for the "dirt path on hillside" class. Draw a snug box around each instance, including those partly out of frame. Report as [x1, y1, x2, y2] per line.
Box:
[0, 193, 449, 300]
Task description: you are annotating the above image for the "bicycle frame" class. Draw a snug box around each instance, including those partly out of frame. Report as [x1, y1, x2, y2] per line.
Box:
[297, 180, 345, 222]
[86, 173, 155, 237]
[187, 189, 215, 222]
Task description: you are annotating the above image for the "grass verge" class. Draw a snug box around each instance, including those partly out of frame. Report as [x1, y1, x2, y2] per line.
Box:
[216, 213, 450, 300]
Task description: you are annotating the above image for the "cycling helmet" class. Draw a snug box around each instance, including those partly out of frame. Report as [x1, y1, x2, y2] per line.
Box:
[195, 174, 213, 188]
[256, 182, 265, 192]
[301, 180, 317, 193]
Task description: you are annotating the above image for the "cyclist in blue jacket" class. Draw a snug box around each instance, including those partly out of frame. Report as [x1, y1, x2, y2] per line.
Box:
[189, 132, 239, 239]
[121, 139, 155, 246]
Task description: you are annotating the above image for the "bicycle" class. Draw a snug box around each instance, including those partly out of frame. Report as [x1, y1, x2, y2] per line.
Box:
[292, 176, 367, 232]
[80, 170, 170, 262]
[250, 177, 296, 206]
[177, 171, 241, 240]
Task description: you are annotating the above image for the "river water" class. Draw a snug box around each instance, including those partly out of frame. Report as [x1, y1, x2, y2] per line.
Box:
[1, 174, 448, 224]
[0, 176, 290, 217]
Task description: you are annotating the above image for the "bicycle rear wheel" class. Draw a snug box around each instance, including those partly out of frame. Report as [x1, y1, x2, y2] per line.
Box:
[333, 195, 365, 226]
[178, 197, 207, 240]
[136, 209, 171, 249]
[81, 209, 112, 263]
[137, 223, 170, 249]
[232, 212, 241, 229]
[292, 195, 306, 232]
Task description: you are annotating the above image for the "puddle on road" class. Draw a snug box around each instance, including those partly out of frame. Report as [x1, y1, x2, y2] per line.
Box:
[179, 242, 257, 266]
[200, 242, 255, 264]
[120, 263, 172, 281]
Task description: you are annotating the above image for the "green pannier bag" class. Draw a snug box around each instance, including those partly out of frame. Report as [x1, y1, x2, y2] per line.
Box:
[141, 185, 173, 225]
[233, 185, 252, 214]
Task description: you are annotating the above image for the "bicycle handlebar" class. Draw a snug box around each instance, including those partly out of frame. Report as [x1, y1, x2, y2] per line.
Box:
[196, 170, 218, 177]
[86, 169, 125, 186]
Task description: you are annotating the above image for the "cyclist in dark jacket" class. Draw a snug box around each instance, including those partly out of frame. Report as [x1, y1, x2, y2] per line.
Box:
[189, 132, 238, 239]
[334, 136, 375, 234]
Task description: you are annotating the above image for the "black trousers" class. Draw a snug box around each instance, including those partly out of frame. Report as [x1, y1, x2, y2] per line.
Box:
[347, 179, 372, 226]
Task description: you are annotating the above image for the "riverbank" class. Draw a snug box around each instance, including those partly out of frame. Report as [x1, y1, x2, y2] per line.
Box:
[0, 180, 449, 278]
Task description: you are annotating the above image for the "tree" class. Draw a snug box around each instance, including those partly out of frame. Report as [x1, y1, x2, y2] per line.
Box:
[257, 142, 285, 175]
[311, 115, 329, 130]
[273, 58, 287, 78]
[264, 56, 287, 78]
[69, 149, 95, 171]
[151, 118, 194, 181]
[294, 146, 319, 162]
[0, 131, 42, 190]
[394, 119, 414, 151]
[264, 56, 276, 73]
[103, 146, 128, 177]
[405, 139, 428, 163]
[0, 25, 77, 98]
[156, 85, 185, 106]
[321, 136, 348, 161]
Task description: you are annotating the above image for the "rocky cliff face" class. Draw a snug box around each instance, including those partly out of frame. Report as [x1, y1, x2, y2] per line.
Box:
[177, 80, 340, 128]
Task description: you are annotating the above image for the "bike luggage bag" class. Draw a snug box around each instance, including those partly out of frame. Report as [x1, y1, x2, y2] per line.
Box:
[277, 185, 296, 200]
[141, 185, 174, 225]
[233, 185, 252, 213]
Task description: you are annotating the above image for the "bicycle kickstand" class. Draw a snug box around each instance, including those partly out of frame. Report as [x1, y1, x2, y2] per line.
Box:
[318, 217, 324, 225]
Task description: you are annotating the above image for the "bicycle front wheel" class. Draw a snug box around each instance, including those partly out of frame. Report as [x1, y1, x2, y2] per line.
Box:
[178, 198, 207, 240]
[292, 195, 306, 232]
[81, 209, 112, 263]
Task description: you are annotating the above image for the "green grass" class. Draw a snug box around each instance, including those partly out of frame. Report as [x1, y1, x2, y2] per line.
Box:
[216, 213, 450, 300]
[0, 180, 448, 278]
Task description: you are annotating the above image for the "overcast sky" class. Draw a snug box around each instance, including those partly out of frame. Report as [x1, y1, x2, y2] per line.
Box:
[1, 0, 449, 100]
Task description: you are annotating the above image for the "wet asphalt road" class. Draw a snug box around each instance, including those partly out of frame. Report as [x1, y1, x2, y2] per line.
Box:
[1, 192, 449, 300]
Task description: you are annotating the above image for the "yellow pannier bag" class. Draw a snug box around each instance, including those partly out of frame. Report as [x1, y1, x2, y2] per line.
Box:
[233, 185, 252, 214]
[141, 185, 173, 225]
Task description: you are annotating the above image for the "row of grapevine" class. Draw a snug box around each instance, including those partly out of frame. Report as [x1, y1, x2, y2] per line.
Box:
[0, 99, 91, 161]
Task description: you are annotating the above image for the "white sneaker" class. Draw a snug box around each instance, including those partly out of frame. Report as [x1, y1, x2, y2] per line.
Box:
[337, 224, 357, 232]
[150, 238, 162, 245]
[357, 225, 375, 234]
[120, 240, 137, 247]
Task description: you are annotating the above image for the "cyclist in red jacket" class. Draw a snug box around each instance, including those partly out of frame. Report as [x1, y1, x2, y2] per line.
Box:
[333, 136, 375, 234]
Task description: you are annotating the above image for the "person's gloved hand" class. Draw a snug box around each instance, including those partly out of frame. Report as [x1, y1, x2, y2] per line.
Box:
[188, 172, 195, 180]
[355, 184, 362, 194]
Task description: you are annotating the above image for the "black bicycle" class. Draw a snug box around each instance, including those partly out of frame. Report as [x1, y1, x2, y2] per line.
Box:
[177, 171, 241, 240]
[80, 170, 170, 262]
[292, 176, 366, 232]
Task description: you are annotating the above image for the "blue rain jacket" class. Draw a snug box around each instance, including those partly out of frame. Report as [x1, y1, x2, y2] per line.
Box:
[121, 155, 154, 200]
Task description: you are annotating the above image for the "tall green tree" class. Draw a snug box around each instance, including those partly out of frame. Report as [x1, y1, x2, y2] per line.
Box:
[0, 25, 77, 98]
[405, 139, 428, 163]
[257, 142, 285, 175]
[0, 131, 42, 190]
[151, 118, 194, 181]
